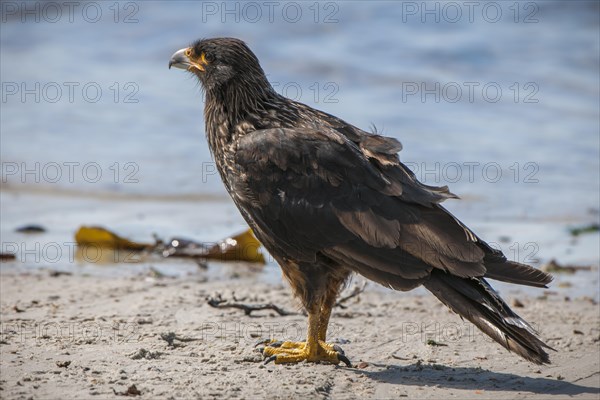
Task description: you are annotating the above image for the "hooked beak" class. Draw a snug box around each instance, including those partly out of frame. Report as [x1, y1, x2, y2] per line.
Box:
[169, 48, 192, 70]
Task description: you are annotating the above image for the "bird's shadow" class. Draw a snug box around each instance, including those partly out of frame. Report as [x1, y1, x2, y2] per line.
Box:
[349, 362, 599, 396]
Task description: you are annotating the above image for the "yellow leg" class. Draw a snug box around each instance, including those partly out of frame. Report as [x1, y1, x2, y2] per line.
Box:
[262, 309, 350, 366]
[318, 301, 332, 341]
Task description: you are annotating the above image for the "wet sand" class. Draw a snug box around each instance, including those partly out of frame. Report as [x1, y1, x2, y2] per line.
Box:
[1, 269, 598, 399]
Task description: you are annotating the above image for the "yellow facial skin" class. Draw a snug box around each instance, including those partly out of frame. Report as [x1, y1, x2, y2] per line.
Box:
[187, 49, 208, 72]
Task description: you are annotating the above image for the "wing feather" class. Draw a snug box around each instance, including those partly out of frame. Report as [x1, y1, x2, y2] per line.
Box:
[233, 127, 542, 286]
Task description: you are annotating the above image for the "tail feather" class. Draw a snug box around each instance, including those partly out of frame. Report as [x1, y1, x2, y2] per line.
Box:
[485, 260, 553, 288]
[424, 270, 553, 364]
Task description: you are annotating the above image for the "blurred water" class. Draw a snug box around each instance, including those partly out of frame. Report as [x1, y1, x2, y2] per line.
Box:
[2, 1, 599, 217]
[1, 2, 599, 284]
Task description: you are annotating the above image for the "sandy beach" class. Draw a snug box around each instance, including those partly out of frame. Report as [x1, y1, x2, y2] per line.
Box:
[1, 188, 598, 399]
[1, 267, 598, 399]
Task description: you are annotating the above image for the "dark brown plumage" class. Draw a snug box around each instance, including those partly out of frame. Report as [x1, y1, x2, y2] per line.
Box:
[169, 37, 554, 365]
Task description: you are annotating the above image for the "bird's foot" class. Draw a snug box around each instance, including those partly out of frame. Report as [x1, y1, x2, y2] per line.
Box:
[258, 339, 351, 366]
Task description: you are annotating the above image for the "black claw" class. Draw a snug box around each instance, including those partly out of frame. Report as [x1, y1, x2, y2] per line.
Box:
[338, 353, 352, 367]
[332, 344, 345, 355]
[254, 338, 271, 348]
[256, 347, 265, 354]
[264, 355, 277, 365]
[268, 341, 283, 348]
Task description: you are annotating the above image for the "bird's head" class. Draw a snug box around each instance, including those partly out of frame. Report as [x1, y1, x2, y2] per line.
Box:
[169, 37, 271, 93]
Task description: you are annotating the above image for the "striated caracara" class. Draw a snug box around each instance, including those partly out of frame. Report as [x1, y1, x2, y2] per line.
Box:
[169, 37, 553, 367]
